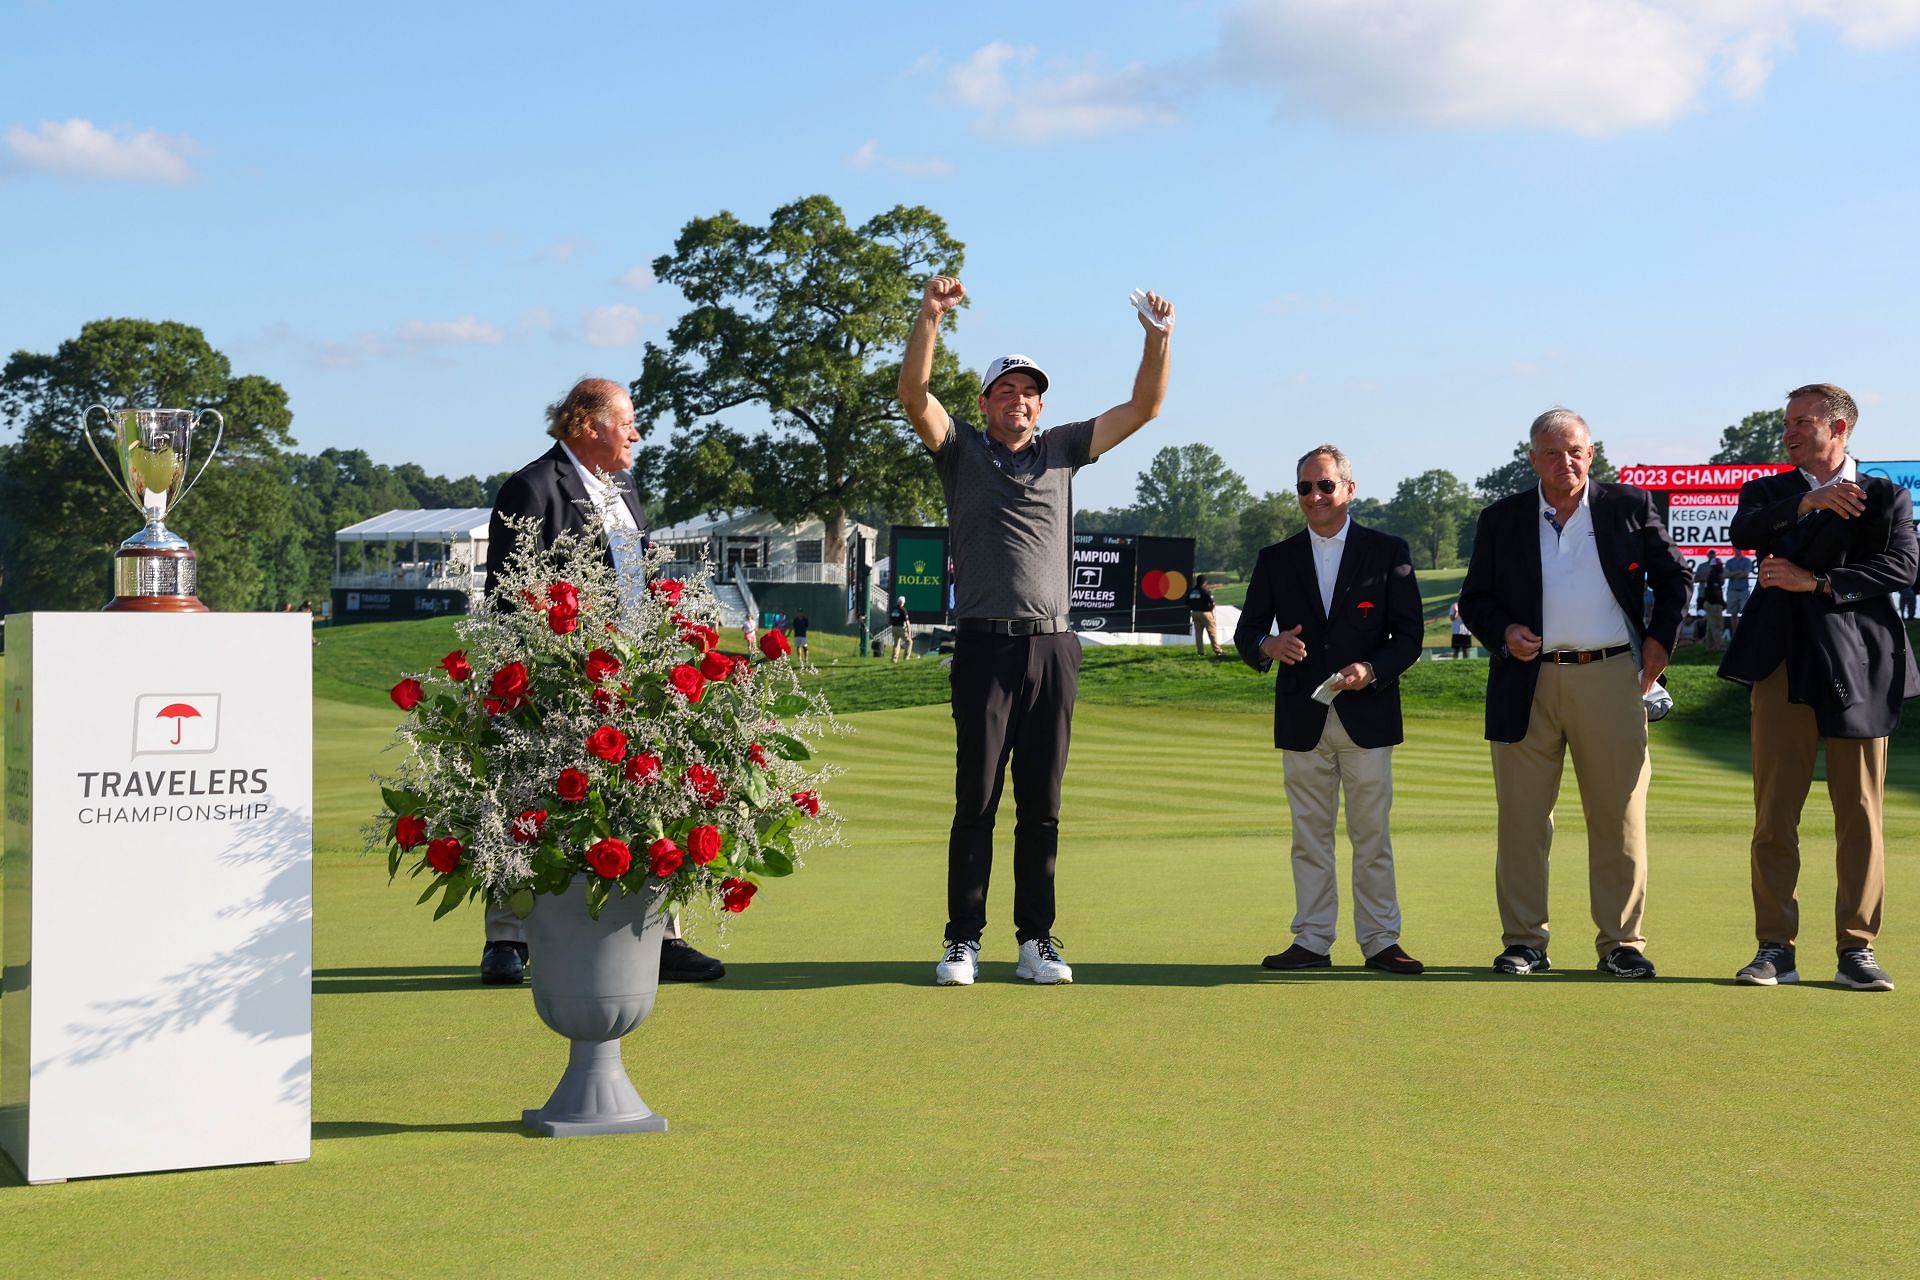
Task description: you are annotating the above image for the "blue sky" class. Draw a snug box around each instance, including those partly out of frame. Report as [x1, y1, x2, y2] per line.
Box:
[5, 0, 1918, 512]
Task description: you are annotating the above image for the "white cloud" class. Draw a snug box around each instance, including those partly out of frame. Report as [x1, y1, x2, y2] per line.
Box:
[1216, 0, 1920, 135]
[844, 138, 955, 177]
[583, 304, 654, 348]
[616, 264, 656, 289]
[536, 236, 582, 263]
[518, 306, 560, 336]
[398, 316, 505, 347]
[943, 42, 1178, 141]
[4, 117, 198, 183]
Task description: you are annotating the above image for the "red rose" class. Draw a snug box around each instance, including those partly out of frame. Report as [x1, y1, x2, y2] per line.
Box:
[749, 743, 769, 768]
[699, 650, 734, 682]
[440, 650, 473, 682]
[426, 837, 463, 874]
[592, 688, 616, 715]
[483, 697, 505, 716]
[556, 768, 592, 803]
[548, 581, 580, 611]
[584, 648, 621, 683]
[390, 678, 424, 711]
[394, 814, 427, 849]
[650, 578, 684, 606]
[684, 763, 726, 807]
[648, 837, 684, 878]
[720, 876, 757, 913]
[793, 790, 821, 817]
[510, 808, 548, 844]
[758, 628, 791, 660]
[586, 837, 633, 879]
[687, 824, 723, 865]
[548, 605, 580, 635]
[668, 664, 707, 703]
[680, 623, 719, 654]
[624, 752, 662, 784]
[586, 725, 628, 763]
[490, 662, 530, 709]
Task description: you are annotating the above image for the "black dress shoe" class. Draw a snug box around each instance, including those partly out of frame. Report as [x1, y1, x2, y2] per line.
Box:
[480, 940, 527, 986]
[1364, 943, 1425, 975]
[661, 937, 726, 982]
[1261, 943, 1332, 971]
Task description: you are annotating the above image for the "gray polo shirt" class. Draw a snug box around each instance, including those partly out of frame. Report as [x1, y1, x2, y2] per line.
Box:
[929, 415, 1096, 620]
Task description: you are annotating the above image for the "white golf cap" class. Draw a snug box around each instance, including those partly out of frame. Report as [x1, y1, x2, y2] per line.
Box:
[980, 354, 1049, 395]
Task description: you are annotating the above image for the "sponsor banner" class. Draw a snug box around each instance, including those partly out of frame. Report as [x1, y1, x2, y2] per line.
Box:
[1664, 491, 1740, 553]
[1134, 535, 1197, 634]
[1618, 463, 1793, 490]
[1860, 460, 1920, 506]
[888, 527, 950, 618]
[1070, 533, 1137, 630]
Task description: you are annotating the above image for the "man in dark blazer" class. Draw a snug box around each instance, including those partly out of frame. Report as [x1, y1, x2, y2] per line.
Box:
[1458, 408, 1691, 979]
[1718, 383, 1919, 991]
[479, 377, 724, 986]
[1235, 444, 1426, 975]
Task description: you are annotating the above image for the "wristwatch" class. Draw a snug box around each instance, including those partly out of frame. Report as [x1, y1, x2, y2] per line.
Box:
[1813, 572, 1832, 595]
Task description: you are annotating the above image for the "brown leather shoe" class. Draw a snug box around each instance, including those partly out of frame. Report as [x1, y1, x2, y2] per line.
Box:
[1364, 943, 1425, 975]
[1261, 943, 1331, 970]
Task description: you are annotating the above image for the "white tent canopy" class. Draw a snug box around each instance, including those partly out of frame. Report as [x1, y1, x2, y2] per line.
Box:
[334, 508, 492, 543]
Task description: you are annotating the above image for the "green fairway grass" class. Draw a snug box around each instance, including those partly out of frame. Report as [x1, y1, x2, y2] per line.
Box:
[3, 635, 1918, 1277]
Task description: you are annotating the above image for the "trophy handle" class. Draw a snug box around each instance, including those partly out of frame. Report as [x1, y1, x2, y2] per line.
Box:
[177, 408, 226, 506]
[81, 403, 145, 515]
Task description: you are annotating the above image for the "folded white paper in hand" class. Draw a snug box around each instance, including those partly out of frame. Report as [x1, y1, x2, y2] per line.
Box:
[1310, 673, 1344, 705]
[1130, 288, 1169, 330]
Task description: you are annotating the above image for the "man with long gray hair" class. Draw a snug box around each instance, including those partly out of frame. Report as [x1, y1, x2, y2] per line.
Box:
[1458, 408, 1691, 979]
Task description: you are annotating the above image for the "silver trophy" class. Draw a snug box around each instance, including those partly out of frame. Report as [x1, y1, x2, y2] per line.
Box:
[82, 405, 224, 611]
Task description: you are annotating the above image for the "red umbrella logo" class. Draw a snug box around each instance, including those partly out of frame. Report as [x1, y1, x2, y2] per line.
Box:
[156, 702, 201, 746]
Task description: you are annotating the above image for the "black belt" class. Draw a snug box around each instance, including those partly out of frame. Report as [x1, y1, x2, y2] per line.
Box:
[957, 617, 1069, 637]
[1543, 644, 1632, 665]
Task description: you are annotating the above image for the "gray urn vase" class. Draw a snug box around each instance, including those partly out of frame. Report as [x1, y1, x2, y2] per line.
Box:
[521, 885, 669, 1137]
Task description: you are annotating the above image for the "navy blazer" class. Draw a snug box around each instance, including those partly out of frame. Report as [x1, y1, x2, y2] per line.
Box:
[1233, 521, 1423, 751]
[483, 443, 649, 599]
[1717, 468, 1919, 738]
[1457, 482, 1691, 744]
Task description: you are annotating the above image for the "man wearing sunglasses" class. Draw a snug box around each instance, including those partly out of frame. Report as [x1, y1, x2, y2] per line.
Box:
[1234, 445, 1426, 975]
[898, 273, 1175, 987]
[1458, 408, 1691, 980]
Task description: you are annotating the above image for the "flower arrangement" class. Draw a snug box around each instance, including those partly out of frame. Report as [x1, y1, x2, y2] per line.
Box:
[370, 520, 839, 925]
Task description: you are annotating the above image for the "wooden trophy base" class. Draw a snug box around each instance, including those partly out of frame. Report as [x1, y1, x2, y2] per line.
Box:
[103, 594, 210, 613]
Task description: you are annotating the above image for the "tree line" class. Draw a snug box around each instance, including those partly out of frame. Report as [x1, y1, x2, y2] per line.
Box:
[0, 319, 507, 614]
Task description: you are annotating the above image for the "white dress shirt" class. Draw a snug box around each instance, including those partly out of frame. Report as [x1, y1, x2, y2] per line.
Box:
[1309, 515, 1350, 616]
[1800, 455, 1857, 491]
[1539, 484, 1632, 651]
[559, 442, 637, 534]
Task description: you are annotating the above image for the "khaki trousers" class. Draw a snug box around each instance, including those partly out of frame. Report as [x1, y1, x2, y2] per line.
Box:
[1193, 611, 1220, 654]
[1490, 655, 1650, 956]
[1281, 706, 1402, 956]
[1748, 666, 1887, 952]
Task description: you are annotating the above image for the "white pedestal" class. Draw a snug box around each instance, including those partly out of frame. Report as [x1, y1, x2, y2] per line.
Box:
[1, 613, 312, 1183]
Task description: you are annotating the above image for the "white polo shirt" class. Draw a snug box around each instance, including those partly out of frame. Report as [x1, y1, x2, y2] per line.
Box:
[1539, 484, 1632, 651]
[1309, 515, 1350, 616]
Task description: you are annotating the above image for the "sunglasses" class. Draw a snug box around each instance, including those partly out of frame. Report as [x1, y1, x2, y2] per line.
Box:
[1296, 479, 1341, 496]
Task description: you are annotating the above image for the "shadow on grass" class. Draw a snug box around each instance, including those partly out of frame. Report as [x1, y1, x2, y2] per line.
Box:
[314, 966, 481, 995]
[1254, 965, 1739, 986]
[313, 1119, 531, 1141]
[704, 961, 1741, 988]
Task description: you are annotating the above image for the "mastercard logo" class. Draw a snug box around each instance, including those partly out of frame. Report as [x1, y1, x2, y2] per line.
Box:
[1139, 569, 1189, 601]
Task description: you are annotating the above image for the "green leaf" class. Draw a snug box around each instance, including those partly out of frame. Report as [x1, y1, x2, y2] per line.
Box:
[771, 693, 810, 717]
[586, 876, 610, 920]
[381, 786, 422, 816]
[387, 847, 401, 880]
[764, 732, 810, 761]
[416, 878, 441, 905]
[510, 888, 535, 919]
[758, 846, 795, 877]
[745, 769, 772, 807]
[431, 876, 465, 920]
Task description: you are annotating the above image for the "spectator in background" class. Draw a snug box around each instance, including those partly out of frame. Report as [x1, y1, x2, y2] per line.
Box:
[1449, 600, 1472, 657]
[1186, 574, 1224, 656]
[889, 596, 913, 661]
[1725, 548, 1755, 629]
[1699, 549, 1727, 650]
[792, 609, 811, 668]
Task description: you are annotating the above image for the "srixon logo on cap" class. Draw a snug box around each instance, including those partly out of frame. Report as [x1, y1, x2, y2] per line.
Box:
[132, 693, 222, 756]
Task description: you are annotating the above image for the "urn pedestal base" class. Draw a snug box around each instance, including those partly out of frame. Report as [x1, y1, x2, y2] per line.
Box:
[522, 1041, 669, 1136]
